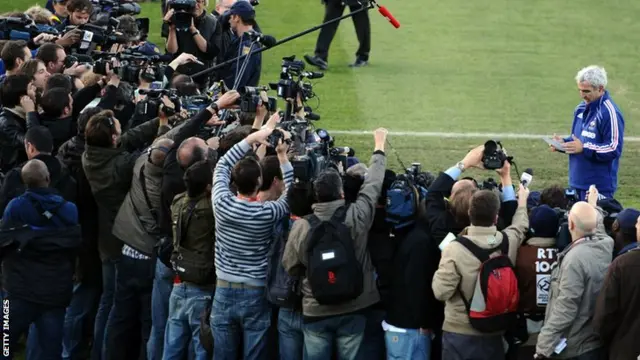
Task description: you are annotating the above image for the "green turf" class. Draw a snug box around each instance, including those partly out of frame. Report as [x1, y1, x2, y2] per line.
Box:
[8, 0, 640, 208]
[148, 0, 640, 206]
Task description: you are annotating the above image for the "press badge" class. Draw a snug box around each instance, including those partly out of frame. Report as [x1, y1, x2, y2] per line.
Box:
[242, 46, 251, 55]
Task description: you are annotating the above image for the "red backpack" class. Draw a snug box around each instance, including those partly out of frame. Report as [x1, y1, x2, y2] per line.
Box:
[456, 232, 520, 333]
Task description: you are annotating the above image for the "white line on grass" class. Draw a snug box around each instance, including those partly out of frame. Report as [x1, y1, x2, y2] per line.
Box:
[330, 130, 640, 142]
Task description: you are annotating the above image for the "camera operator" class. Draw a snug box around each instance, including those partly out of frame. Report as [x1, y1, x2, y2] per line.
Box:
[59, 0, 92, 28]
[0, 74, 35, 173]
[281, 128, 388, 360]
[26, 87, 75, 152]
[36, 43, 87, 78]
[164, 0, 221, 87]
[217, 1, 261, 89]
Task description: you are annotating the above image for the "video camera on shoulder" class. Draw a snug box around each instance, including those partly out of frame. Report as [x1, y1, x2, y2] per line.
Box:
[168, 0, 196, 32]
[0, 16, 61, 41]
[482, 140, 511, 170]
[237, 86, 277, 113]
[137, 88, 182, 117]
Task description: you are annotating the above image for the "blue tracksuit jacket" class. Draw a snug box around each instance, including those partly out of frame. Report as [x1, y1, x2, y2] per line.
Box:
[566, 91, 624, 194]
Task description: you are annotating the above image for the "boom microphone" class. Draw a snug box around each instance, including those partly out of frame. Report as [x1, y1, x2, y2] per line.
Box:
[520, 168, 533, 188]
[377, 5, 400, 29]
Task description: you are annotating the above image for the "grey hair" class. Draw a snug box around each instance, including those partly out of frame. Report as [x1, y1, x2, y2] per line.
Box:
[575, 65, 608, 89]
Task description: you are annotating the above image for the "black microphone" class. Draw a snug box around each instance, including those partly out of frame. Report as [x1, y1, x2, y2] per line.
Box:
[246, 30, 277, 48]
[520, 168, 533, 187]
[305, 112, 320, 121]
[302, 71, 324, 79]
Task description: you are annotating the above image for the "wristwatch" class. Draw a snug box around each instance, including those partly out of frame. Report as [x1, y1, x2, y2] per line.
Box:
[210, 102, 219, 113]
[191, 30, 200, 37]
[456, 161, 466, 172]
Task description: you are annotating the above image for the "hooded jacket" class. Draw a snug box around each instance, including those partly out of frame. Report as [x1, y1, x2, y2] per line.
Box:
[282, 152, 387, 318]
[0, 188, 81, 307]
[536, 208, 614, 358]
[0, 154, 77, 214]
[82, 119, 165, 261]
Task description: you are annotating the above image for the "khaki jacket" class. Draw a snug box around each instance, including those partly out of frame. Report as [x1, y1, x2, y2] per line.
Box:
[432, 204, 529, 336]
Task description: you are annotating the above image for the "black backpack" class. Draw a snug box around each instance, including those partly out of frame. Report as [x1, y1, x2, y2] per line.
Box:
[306, 205, 363, 305]
[266, 217, 302, 309]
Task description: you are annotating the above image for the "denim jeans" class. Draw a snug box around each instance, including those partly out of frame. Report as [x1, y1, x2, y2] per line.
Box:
[162, 282, 214, 360]
[147, 260, 175, 360]
[302, 313, 367, 360]
[4, 297, 66, 360]
[104, 255, 154, 360]
[210, 285, 272, 360]
[357, 309, 386, 360]
[92, 258, 118, 360]
[278, 308, 304, 360]
[385, 328, 431, 360]
[62, 282, 100, 360]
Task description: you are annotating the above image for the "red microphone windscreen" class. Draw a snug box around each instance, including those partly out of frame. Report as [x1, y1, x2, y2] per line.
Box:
[378, 6, 400, 28]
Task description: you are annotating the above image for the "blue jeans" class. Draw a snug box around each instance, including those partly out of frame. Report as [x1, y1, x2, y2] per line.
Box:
[302, 313, 367, 360]
[62, 282, 100, 360]
[385, 328, 431, 360]
[147, 260, 175, 360]
[210, 285, 272, 360]
[357, 309, 386, 360]
[278, 308, 304, 360]
[92, 258, 118, 360]
[4, 297, 66, 360]
[162, 282, 214, 360]
[104, 255, 154, 360]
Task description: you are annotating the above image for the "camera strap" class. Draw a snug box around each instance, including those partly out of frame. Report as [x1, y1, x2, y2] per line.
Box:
[385, 138, 407, 170]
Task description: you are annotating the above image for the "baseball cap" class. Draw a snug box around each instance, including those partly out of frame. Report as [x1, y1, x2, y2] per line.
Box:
[530, 205, 560, 238]
[228, 1, 255, 20]
[617, 208, 640, 230]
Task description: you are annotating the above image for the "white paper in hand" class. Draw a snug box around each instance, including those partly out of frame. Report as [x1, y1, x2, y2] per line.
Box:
[439, 233, 457, 251]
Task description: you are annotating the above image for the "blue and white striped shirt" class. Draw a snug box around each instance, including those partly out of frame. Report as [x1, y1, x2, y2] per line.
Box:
[212, 140, 293, 286]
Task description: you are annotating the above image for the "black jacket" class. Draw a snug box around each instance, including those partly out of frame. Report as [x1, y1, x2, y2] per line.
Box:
[58, 134, 102, 283]
[0, 108, 29, 173]
[386, 220, 443, 331]
[82, 119, 164, 261]
[159, 108, 215, 236]
[26, 112, 76, 155]
[0, 154, 77, 214]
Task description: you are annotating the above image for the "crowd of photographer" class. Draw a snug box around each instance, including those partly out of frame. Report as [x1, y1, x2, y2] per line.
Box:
[0, 0, 638, 360]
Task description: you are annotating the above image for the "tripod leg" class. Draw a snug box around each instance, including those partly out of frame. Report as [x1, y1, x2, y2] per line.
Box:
[349, 2, 371, 61]
[314, 0, 346, 62]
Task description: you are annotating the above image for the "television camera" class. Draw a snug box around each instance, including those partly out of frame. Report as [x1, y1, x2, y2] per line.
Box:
[90, 48, 168, 83]
[167, 0, 197, 32]
[269, 55, 323, 122]
[0, 16, 60, 41]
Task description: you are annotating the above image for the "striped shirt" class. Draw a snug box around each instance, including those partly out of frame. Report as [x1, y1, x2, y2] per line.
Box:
[212, 140, 293, 286]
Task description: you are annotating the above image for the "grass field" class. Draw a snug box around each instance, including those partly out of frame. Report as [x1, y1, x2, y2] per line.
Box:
[7, 0, 640, 208]
[138, 0, 640, 204]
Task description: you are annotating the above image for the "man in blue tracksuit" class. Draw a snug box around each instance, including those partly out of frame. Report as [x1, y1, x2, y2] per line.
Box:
[553, 65, 624, 200]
